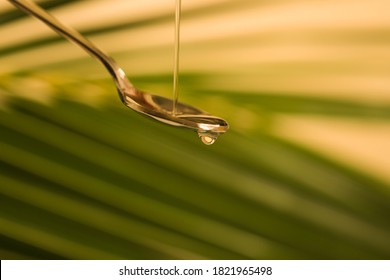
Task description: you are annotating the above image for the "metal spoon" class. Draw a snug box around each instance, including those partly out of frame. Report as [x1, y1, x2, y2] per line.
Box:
[8, 0, 228, 145]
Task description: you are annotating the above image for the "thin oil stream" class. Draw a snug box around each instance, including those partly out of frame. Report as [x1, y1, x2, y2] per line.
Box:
[172, 0, 217, 145]
[172, 0, 181, 116]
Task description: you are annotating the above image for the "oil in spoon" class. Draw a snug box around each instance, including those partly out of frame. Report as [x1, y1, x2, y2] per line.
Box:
[172, 0, 181, 115]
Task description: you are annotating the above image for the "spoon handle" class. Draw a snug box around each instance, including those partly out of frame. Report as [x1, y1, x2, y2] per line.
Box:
[8, 0, 133, 91]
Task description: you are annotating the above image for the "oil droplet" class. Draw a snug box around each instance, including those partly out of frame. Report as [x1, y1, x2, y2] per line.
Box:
[201, 135, 215, 145]
[198, 131, 218, 145]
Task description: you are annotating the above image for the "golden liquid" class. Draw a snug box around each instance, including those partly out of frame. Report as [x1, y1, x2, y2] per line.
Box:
[171, 0, 223, 145]
[198, 133, 217, 145]
[172, 0, 181, 115]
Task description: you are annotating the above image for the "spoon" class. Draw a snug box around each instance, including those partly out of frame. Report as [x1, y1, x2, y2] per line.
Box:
[8, 0, 229, 145]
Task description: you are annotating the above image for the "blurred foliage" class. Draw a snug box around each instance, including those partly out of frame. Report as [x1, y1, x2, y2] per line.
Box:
[0, 0, 390, 259]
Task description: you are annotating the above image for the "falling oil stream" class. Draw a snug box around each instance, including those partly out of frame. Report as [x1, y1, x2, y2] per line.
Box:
[172, 0, 181, 115]
[171, 0, 219, 145]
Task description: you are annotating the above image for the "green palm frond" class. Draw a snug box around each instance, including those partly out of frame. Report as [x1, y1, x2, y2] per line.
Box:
[1, 0, 389, 259]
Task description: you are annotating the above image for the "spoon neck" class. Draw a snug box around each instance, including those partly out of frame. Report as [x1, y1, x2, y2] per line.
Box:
[104, 58, 138, 103]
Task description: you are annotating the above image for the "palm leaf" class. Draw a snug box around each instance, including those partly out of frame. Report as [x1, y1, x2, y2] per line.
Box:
[0, 0, 389, 259]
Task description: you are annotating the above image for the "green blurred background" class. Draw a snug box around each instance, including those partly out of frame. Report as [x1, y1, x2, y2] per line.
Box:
[1, 0, 390, 259]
